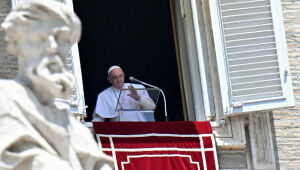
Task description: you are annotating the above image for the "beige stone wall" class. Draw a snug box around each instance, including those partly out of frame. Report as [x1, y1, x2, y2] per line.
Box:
[272, 0, 300, 169]
[0, 0, 299, 169]
[0, 0, 16, 79]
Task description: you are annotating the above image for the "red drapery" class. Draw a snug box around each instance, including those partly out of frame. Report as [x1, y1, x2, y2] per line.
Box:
[93, 121, 218, 170]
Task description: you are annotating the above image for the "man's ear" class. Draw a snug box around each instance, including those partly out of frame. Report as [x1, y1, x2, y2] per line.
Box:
[107, 76, 112, 84]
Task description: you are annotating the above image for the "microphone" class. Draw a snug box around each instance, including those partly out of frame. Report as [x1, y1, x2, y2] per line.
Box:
[129, 76, 168, 121]
[129, 76, 145, 85]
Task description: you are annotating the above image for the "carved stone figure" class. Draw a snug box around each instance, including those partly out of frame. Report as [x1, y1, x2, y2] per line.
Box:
[0, 0, 113, 169]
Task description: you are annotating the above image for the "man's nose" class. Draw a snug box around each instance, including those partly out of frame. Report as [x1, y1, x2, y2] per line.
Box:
[46, 35, 58, 54]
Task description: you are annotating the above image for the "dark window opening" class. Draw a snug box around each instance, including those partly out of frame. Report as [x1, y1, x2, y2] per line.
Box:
[73, 0, 184, 121]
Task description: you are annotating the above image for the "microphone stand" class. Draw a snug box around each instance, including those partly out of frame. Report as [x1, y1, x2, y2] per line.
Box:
[130, 77, 168, 121]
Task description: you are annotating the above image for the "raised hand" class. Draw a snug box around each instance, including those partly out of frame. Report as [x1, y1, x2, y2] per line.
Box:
[127, 85, 140, 101]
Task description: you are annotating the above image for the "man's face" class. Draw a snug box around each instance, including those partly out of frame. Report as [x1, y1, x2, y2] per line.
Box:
[6, 21, 72, 60]
[27, 55, 75, 103]
[6, 20, 75, 102]
[107, 68, 125, 89]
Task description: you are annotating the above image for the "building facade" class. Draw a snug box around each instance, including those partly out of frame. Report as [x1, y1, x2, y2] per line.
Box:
[0, 0, 299, 169]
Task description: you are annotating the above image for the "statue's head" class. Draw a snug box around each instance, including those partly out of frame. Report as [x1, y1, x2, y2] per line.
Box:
[1, 0, 82, 104]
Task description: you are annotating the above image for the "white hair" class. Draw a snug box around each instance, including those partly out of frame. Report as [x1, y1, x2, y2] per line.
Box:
[107, 65, 122, 75]
[1, 0, 81, 45]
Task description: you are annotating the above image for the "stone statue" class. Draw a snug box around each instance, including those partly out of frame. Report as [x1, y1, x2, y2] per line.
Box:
[0, 0, 114, 169]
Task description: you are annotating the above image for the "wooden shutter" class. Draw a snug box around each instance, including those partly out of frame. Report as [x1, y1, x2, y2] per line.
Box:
[209, 0, 295, 115]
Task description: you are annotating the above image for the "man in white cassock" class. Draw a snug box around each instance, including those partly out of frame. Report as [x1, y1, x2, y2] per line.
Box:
[92, 66, 156, 121]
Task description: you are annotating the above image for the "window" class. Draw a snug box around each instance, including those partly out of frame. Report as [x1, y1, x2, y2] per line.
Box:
[209, 0, 295, 115]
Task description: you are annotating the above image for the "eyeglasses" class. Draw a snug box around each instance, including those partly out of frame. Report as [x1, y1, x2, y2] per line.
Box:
[110, 74, 124, 80]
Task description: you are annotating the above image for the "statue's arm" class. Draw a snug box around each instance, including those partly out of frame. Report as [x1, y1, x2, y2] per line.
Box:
[70, 118, 114, 170]
[0, 109, 73, 170]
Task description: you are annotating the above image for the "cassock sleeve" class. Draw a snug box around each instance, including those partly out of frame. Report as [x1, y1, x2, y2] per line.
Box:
[135, 85, 156, 110]
[93, 90, 118, 119]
